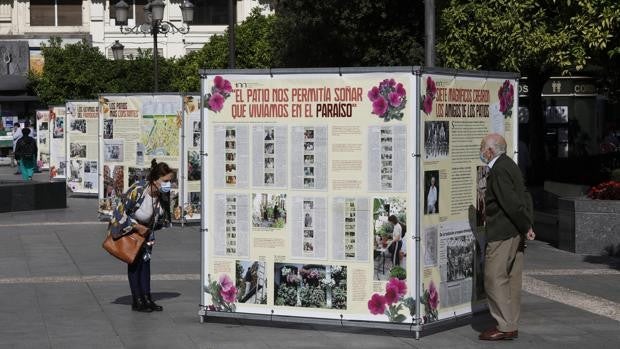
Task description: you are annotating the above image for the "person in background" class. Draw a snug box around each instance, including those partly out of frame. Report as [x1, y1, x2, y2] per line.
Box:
[426, 176, 438, 214]
[386, 215, 404, 266]
[14, 127, 37, 181]
[12, 122, 22, 173]
[478, 133, 535, 341]
[108, 159, 173, 312]
[23, 120, 41, 173]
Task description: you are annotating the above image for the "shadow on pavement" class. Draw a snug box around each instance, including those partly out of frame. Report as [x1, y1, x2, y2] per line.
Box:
[112, 292, 182, 305]
[582, 253, 620, 270]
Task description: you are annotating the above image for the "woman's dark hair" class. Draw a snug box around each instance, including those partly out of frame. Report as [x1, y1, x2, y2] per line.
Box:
[148, 159, 173, 183]
[21, 127, 31, 136]
[388, 215, 406, 237]
[387, 215, 398, 224]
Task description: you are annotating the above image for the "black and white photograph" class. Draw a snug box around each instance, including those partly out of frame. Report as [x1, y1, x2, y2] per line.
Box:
[104, 141, 124, 162]
[424, 121, 449, 159]
[235, 260, 268, 304]
[226, 163, 236, 174]
[304, 142, 314, 151]
[304, 128, 314, 140]
[226, 128, 235, 140]
[39, 121, 48, 131]
[381, 153, 392, 160]
[264, 173, 274, 185]
[424, 170, 439, 215]
[303, 241, 314, 252]
[304, 212, 313, 228]
[264, 142, 274, 155]
[264, 127, 274, 141]
[225, 141, 236, 150]
[70, 143, 87, 158]
[304, 155, 314, 165]
[446, 234, 475, 282]
[303, 177, 314, 189]
[424, 226, 438, 266]
[103, 119, 113, 139]
[84, 181, 94, 189]
[226, 152, 236, 161]
[304, 167, 314, 176]
[303, 200, 314, 210]
[136, 143, 145, 166]
[38, 132, 47, 145]
[382, 145, 393, 153]
[193, 121, 201, 146]
[303, 230, 314, 238]
[84, 161, 97, 173]
[265, 157, 274, 169]
[69, 160, 83, 182]
[70, 119, 87, 133]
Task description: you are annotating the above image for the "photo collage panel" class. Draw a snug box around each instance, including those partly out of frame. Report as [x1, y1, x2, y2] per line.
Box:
[380, 127, 394, 190]
[344, 199, 356, 259]
[225, 195, 238, 255]
[225, 127, 237, 186]
[303, 128, 316, 189]
[264, 127, 275, 185]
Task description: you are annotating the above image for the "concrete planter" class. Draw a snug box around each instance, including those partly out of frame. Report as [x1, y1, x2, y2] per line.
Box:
[558, 197, 620, 255]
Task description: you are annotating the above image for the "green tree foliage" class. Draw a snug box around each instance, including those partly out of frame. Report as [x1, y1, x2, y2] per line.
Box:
[271, 0, 425, 67]
[29, 38, 109, 105]
[437, 0, 620, 182]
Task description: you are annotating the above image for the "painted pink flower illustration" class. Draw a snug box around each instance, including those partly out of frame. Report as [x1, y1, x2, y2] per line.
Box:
[421, 76, 437, 115]
[205, 273, 237, 312]
[367, 277, 415, 322]
[368, 293, 387, 315]
[421, 280, 439, 323]
[498, 80, 514, 118]
[367, 78, 407, 121]
[205, 75, 232, 113]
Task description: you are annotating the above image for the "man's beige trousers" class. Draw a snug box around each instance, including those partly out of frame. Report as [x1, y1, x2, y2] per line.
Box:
[484, 234, 523, 332]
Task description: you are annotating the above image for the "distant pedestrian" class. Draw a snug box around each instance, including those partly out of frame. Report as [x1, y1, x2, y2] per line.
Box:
[12, 122, 22, 173]
[14, 127, 37, 181]
[478, 133, 535, 341]
[108, 159, 173, 312]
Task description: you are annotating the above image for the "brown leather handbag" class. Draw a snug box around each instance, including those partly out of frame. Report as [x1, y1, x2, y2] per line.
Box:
[102, 231, 145, 264]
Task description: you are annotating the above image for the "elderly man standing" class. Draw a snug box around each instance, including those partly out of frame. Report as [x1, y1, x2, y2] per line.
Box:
[478, 133, 535, 341]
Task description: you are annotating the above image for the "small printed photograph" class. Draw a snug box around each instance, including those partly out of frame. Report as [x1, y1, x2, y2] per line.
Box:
[225, 141, 236, 150]
[226, 176, 237, 185]
[264, 127, 274, 141]
[274, 264, 347, 309]
[381, 160, 392, 167]
[424, 121, 450, 159]
[103, 164, 124, 198]
[264, 142, 274, 155]
[104, 140, 124, 162]
[304, 212, 313, 228]
[345, 224, 355, 230]
[304, 129, 314, 140]
[103, 119, 113, 139]
[70, 143, 87, 158]
[345, 217, 355, 223]
[381, 153, 392, 160]
[84, 181, 94, 189]
[227, 196, 237, 203]
[252, 193, 286, 228]
[236, 260, 268, 304]
[380, 128, 392, 136]
[84, 161, 94, 173]
[304, 230, 314, 238]
[446, 234, 475, 282]
[226, 128, 236, 140]
[424, 170, 440, 215]
[189, 191, 201, 212]
[193, 132, 200, 147]
[69, 160, 83, 182]
[226, 218, 236, 225]
[303, 177, 314, 189]
[382, 145, 393, 153]
[70, 119, 87, 133]
[53, 117, 64, 138]
[38, 132, 47, 145]
[304, 167, 314, 176]
[382, 182, 392, 189]
[226, 152, 236, 161]
[303, 241, 314, 252]
[303, 200, 314, 210]
[265, 157, 274, 169]
[304, 155, 314, 165]
[193, 121, 201, 133]
[372, 197, 407, 281]
[226, 211, 235, 217]
[128, 167, 149, 186]
[381, 174, 392, 181]
[381, 137, 393, 145]
[39, 121, 48, 131]
[381, 167, 393, 174]
[226, 163, 236, 174]
[304, 142, 314, 151]
[136, 143, 145, 166]
[424, 226, 438, 267]
[188, 150, 201, 181]
[345, 230, 355, 237]
[264, 173, 274, 185]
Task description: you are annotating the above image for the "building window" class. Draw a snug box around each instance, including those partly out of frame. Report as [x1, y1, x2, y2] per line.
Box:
[109, 0, 150, 26]
[193, 0, 229, 25]
[30, 0, 83, 26]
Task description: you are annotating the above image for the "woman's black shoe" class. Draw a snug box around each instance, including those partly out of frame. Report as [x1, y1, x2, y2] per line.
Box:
[145, 293, 163, 311]
[132, 296, 153, 312]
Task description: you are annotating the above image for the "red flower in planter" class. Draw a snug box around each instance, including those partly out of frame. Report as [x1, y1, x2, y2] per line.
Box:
[587, 181, 620, 200]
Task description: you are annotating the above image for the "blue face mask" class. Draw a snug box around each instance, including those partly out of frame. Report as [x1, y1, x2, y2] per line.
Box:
[159, 181, 172, 193]
[480, 152, 488, 164]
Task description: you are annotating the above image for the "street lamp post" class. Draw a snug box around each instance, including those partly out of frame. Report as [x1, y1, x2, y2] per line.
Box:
[112, 0, 194, 92]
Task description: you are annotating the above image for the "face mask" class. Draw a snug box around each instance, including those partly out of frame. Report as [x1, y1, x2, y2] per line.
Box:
[159, 181, 172, 193]
[480, 152, 488, 164]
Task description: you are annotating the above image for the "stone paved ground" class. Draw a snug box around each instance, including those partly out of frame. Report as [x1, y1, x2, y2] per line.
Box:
[0, 166, 618, 348]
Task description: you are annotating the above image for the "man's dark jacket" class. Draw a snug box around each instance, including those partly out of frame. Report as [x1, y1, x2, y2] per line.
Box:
[485, 153, 533, 242]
